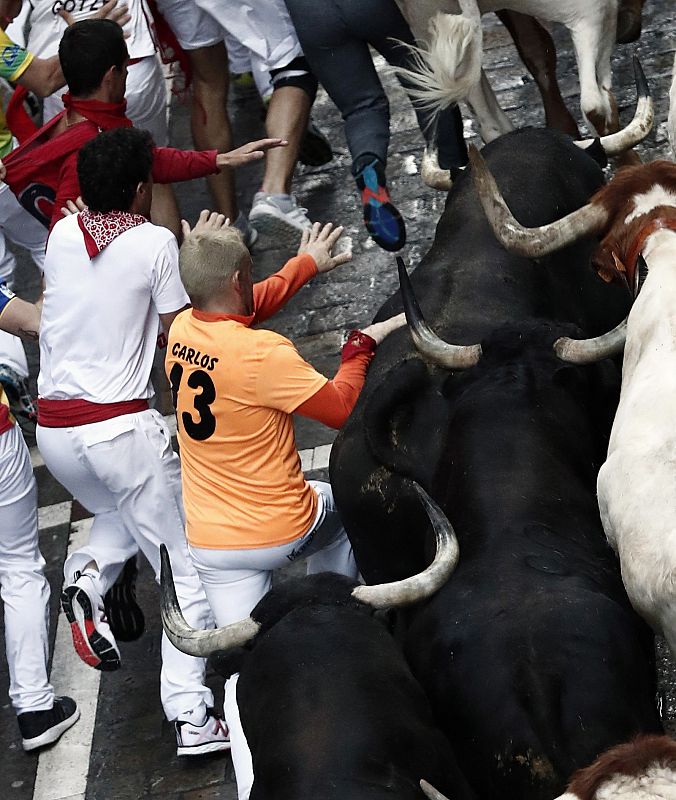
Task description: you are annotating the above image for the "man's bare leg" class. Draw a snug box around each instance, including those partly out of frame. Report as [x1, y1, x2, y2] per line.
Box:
[261, 85, 310, 194]
[189, 42, 238, 221]
[249, 85, 313, 244]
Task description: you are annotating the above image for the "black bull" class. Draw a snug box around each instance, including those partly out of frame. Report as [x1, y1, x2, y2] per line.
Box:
[330, 128, 662, 798]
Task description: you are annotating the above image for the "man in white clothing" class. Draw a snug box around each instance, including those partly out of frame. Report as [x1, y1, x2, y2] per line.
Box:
[35, 126, 238, 755]
[0, 284, 80, 752]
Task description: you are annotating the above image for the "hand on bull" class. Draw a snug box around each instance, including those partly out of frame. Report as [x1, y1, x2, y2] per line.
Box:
[297, 222, 352, 273]
[361, 312, 406, 345]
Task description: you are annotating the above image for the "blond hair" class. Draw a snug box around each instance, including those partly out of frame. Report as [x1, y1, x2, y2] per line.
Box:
[179, 227, 249, 308]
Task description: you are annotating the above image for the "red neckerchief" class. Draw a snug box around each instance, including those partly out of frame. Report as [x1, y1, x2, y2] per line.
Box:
[62, 93, 132, 131]
[615, 216, 676, 293]
[77, 209, 147, 259]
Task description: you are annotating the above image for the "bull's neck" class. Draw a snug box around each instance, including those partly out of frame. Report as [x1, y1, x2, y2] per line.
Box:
[623, 229, 676, 376]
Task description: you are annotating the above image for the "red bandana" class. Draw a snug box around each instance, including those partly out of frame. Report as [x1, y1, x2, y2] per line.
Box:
[77, 209, 147, 259]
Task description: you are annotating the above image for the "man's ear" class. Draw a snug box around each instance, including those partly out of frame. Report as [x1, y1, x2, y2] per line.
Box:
[101, 64, 117, 87]
[232, 269, 242, 294]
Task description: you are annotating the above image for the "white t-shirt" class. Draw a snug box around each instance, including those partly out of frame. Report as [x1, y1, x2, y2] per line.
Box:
[27, 0, 156, 60]
[38, 214, 189, 403]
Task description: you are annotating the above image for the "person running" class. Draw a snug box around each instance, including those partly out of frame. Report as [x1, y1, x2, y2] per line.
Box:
[3, 19, 285, 233]
[35, 127, 234, 756]
[283, 0, 470, 251]
[0, 284, 80, 752]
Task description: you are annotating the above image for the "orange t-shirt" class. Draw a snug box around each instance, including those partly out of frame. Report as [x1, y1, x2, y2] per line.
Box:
[166, 254, 327, 549]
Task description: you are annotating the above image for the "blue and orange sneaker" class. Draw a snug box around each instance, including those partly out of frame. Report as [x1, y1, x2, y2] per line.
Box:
[354, 158, 406, 252]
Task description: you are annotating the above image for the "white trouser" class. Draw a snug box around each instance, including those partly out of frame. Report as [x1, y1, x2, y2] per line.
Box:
[43, 55, 169, 146]
[36, 409, 215, 721]
[190, 480, 358, 800]
[0, 424, 53, 714]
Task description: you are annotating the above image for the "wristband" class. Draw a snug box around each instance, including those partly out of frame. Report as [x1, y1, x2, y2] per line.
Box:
[341, 330, 377, 363]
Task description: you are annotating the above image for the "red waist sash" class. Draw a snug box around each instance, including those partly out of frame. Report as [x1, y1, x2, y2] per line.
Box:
[37, 398, 149, 428]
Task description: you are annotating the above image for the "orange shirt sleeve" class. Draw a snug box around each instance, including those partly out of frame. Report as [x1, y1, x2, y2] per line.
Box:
[255, 339, 328, 413]
[294, 352, 374, 429]
[253, 254, 317, 322]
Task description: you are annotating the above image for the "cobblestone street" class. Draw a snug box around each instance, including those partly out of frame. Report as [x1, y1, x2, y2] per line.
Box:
[2, 1, 676, 797]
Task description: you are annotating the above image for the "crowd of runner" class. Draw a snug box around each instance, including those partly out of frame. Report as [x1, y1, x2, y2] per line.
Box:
[0, 0, 422, 792]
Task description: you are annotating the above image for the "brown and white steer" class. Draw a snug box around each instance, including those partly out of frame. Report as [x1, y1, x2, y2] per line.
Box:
[421, 735, 676, 799]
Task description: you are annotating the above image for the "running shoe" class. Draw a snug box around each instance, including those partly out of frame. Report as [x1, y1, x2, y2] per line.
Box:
[61, 571, 121, 671]
[354, 159, 406, 251]
[175, 709, 231, 757]
[299, 117, 333, 166]
[249, 192, 312, 247]
[103, 557, 145, 643]
[18, 696, 80, 752]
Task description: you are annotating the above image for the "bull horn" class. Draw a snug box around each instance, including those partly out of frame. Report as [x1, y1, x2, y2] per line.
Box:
[421, 147, 453, 191]
[576, 56, 653, 155]
[420, 779, 451, 800]
[554, 318, 627, 364]
[398, 256, 481, 368]
[160, 544, 261, 657]
[468, 144, 610, 258]
[352, 482, 459, 609]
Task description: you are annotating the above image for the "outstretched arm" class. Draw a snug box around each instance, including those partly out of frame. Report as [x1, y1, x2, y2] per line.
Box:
[0, 287, 41, 341]
[153, 139, 287, 184]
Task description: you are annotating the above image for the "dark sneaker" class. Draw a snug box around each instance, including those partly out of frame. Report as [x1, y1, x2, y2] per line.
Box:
[354, 159, 406, 252]
[18, 696, 80, 752]
[299, 118, 333, 166]
[103, 557, 145, 643]
[62, 572, 121, 671]
[175, 710, 231, 757]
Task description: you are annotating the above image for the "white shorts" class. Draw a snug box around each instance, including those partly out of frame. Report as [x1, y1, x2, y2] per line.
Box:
[193, 0, 303, 74]
[155, 0, 222, 51]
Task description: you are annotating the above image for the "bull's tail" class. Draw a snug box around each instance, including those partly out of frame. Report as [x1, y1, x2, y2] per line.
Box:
[395, 2, 483, 114]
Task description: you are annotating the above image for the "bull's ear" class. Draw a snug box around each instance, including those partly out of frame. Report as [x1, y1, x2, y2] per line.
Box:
[208, 648, 248, 679]
[580, 137, 609, 169]
[592, 246, 630, 288]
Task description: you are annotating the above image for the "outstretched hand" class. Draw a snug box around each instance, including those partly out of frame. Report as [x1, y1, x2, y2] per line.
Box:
[59, 0, 132, 32]
[297, 222, 351, 274]
[361, 313, 406, 345]
[181, 209, 230, 240]
[216, 139, 288, 169]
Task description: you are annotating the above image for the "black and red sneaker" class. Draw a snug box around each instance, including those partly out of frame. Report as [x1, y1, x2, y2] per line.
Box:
[61, 572, 121, 671]
[354, 158, 406, 252]
[104, 556, 145, 642]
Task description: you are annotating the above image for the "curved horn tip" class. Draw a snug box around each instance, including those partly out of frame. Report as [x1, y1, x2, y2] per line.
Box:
[632, 54, 649, 97]
[420, 779, 451, 800]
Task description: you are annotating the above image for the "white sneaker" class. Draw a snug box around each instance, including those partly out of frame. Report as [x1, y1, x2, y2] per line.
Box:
[248, 192, 312, 246]
[175, 710, 231, 756]
[61, 571, 121, 671]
